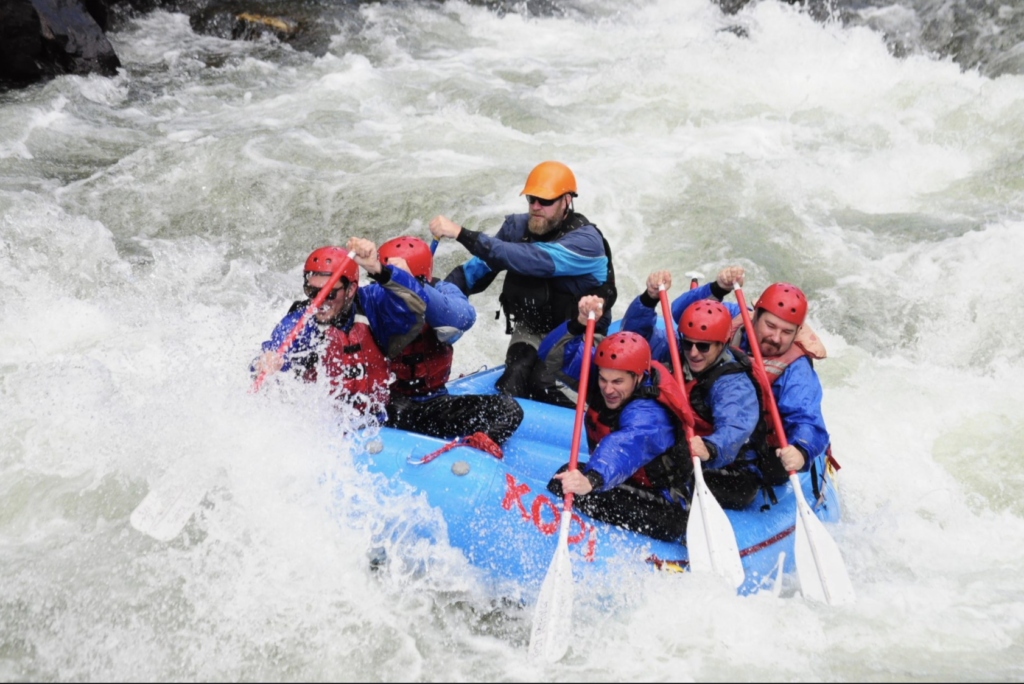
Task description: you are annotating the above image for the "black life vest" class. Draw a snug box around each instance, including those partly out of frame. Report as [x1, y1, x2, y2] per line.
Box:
[498, 212, 617, 335]
[389, 325, 454, 397]
[682, 347, 789, 486]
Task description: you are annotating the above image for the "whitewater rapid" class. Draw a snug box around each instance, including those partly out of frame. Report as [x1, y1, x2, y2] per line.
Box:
[2, 0, 1023, 679]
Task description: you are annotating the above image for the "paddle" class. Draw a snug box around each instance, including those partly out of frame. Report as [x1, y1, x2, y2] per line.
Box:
[129, 465, 216, 542]
[684, 270, 705, 290]
[130, 251, 357, 542]
[528, 310, 597, 662]
[251, 250, 357, 394]
[732, 284, 855, 605]
[658, 286, 745, 588]
[430, 238, 439, 255]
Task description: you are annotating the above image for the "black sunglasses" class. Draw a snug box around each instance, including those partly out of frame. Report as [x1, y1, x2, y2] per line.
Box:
[525, 195, 559, 207]
[681, 339, 713, 354]
[304, 284, 346, 301]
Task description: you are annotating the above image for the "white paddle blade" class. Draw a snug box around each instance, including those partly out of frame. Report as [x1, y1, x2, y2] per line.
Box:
[793, 497, 856, 606]
[129, 472, 210, 542]
[528, 514, 574, 662]
[687, 467, 745, 588]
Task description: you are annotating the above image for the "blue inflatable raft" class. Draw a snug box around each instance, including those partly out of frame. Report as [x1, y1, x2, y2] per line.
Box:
[347, 365, 844, 598]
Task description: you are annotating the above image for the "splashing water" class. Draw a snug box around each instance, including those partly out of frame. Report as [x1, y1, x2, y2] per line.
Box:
[2, 0, 1023, 679]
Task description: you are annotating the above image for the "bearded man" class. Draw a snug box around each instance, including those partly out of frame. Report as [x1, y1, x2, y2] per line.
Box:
[429, 161, 616, 406]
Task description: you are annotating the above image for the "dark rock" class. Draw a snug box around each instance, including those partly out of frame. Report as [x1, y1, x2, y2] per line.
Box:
[0, 0, 121, 88]
[232, 12, 297, 41]
[30, 0, 122, 73]
[188, 0, 365, 56]
[83, 0, 110, 29]
[0, 0, 46, 85]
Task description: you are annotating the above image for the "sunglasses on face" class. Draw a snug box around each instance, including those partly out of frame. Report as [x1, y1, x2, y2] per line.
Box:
[525, 195, 559, 207]
[304, 284, 345, 301]
[681, 339, 713, 354]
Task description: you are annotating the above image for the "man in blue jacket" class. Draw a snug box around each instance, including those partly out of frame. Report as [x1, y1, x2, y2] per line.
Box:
[622, 288, 762, 509]
[429, 161, 616, 407]
[377, 237, 523, 454]
[539, 296, 692, 542]
[252, 237, 427, 422]
[632, 267, 830, 490]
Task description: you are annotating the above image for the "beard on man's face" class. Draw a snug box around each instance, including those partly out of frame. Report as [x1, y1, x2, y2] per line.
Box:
[527, 213, 560, 236]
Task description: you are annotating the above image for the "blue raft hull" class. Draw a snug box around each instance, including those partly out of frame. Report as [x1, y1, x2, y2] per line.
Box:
[350, 365, 844, 598]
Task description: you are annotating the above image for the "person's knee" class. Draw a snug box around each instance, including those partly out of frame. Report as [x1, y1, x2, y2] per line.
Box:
[497, 343, 538, 396]
[704, 469, 760, 509]
[507, 397, 525, 427]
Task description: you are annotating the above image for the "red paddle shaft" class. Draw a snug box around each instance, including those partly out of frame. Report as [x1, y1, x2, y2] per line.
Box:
[657, 288, 697, 438]
[564, 312, 597, 513]
[732, 286, 794, 475]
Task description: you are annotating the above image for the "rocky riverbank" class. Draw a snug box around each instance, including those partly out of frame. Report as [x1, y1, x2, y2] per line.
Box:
[0, 0, 373, 89]
[1, 0, 750, 90]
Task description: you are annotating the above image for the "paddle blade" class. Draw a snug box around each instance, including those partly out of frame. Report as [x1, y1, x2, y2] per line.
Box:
[528, 519, 574, 662]
[793, 496, 856, 605]
[129, 471, 211, 542]
[686, 467, 746, 589]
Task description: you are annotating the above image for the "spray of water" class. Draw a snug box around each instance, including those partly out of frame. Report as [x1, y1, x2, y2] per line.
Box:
[2, 0, 1023, 679]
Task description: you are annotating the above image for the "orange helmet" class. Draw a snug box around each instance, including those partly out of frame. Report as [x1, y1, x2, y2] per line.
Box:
[520, 161, 577, 200]
[678, 300, 732, 344]
[378, 236, 433, 281]
[594, 332, 651, 376]
[755, 283, 807, 326]
[304, 247, 357, 284]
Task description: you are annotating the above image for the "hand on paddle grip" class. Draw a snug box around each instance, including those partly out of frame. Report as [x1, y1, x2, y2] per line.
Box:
[716, 266, 744, 291]
[576, 296, 604, 325]
[647, 271, 672, 298]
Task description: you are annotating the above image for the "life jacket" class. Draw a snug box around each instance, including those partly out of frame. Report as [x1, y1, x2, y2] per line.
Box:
[294, 302, 392, 415]
[727, 318, 828, 486]
[582, 361, 692, 494]
[498, 212, 617, 335]
[675, 347, 788, 485]
[389, 325, 454, 397]
[728, 316, 827, 382]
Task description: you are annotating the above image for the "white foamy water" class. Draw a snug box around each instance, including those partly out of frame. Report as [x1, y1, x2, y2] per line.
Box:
[2, 0, 1023, 679]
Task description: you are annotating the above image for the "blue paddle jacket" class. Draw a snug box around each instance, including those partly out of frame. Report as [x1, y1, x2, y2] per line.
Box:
[621, 289, 759, 471]
[538, 320, 677, 492]
[444, 212, 614, 332]
[626, 283, 829, 471]
[422, 279, 476, 346]
[258, 265, 427, 372]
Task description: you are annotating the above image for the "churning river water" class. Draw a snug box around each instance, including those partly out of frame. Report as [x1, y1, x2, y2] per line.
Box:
[2, 0, 1023, 679]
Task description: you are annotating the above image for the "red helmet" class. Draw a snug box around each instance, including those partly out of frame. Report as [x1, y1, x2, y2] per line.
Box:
[594, 332, 651, 376]
[304, 247, 357, 284]
[755, 283, 807, 326]
[678, 300, 732, 344]
[378, 236, 433, 281]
